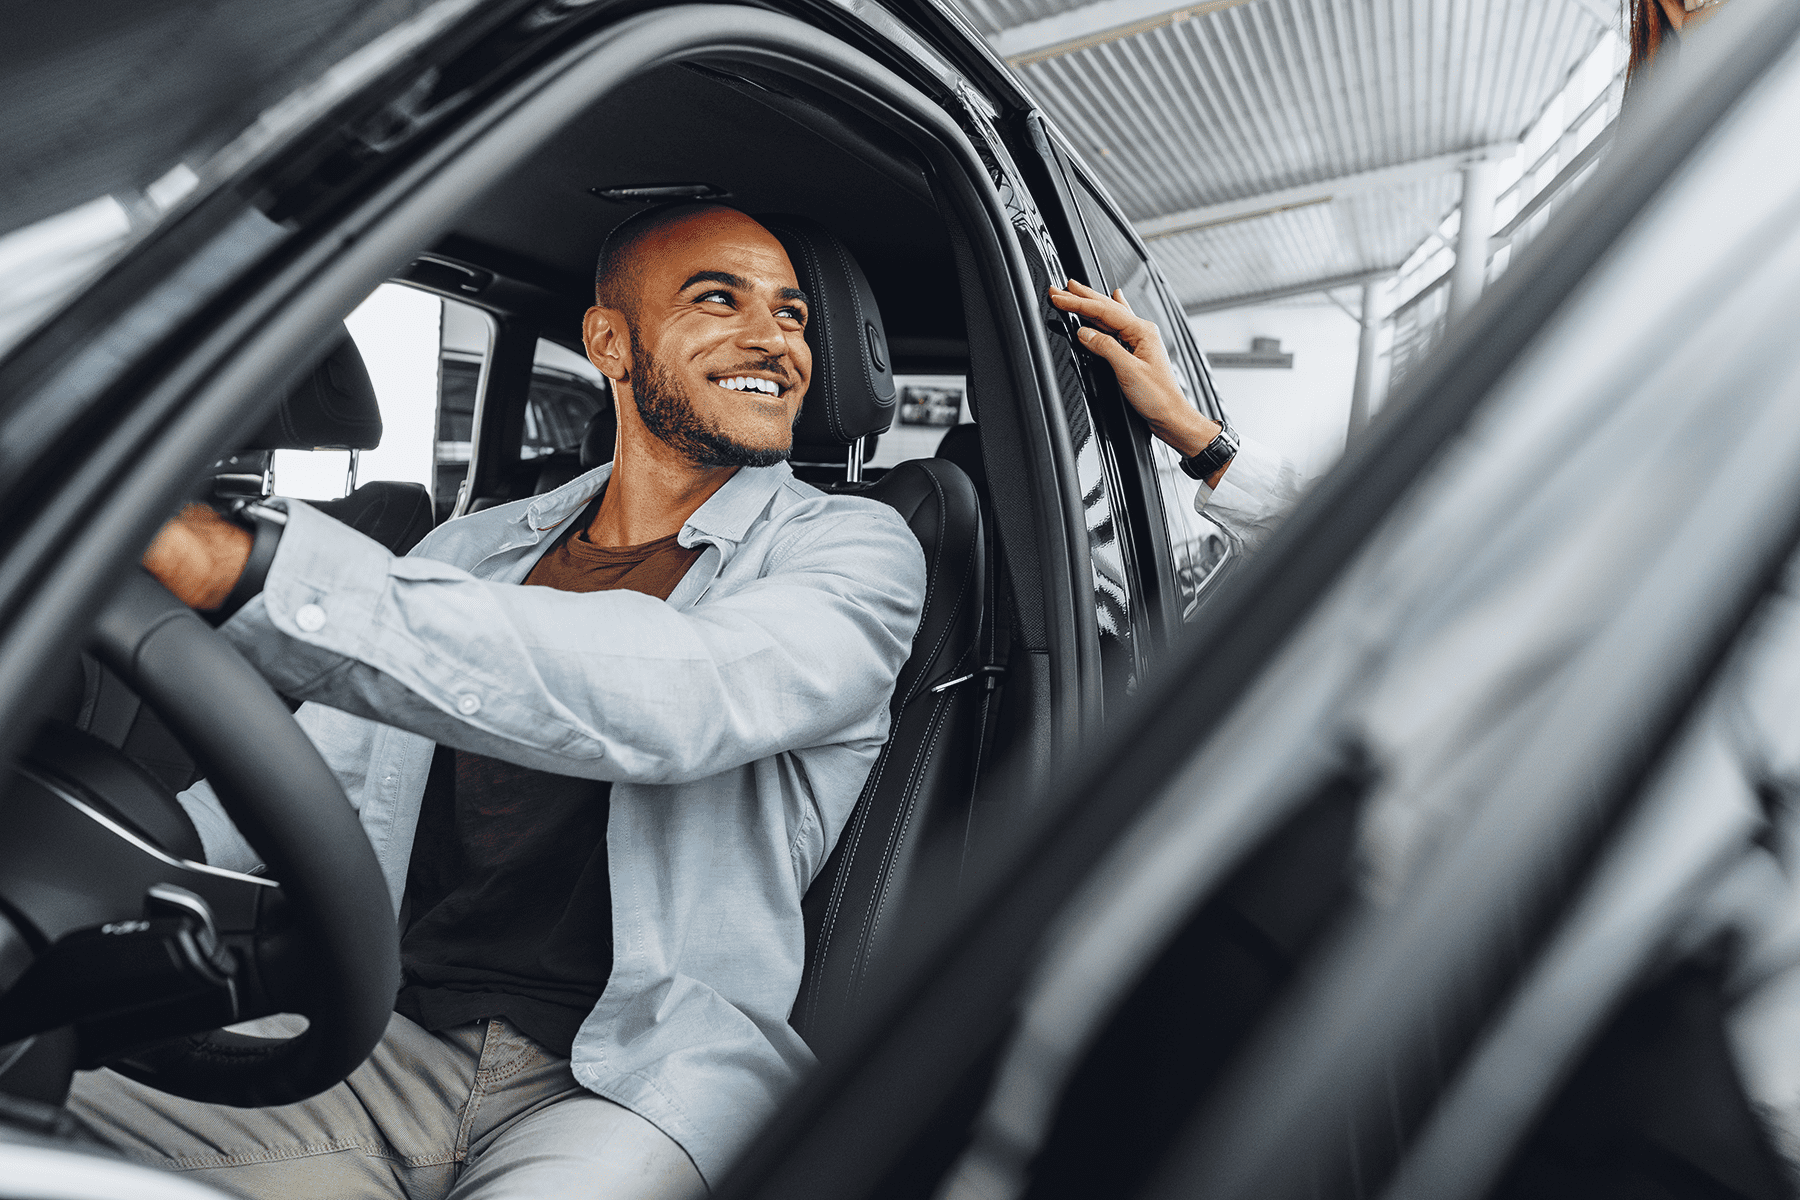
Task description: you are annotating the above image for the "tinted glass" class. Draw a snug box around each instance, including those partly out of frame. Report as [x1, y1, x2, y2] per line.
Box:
[1068, 176, 1236, 619]
[1012, 230, 1140, 698]
[0, 0, 435, 353]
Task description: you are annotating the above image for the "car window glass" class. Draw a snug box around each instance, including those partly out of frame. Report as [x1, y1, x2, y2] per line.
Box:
[1068, 177, 1236, 620]
[525, 339, 611, 461]
[867, 374, 971, 468]
[1008, 227, 1141, 699]
[271, 286, 493, 529]
[0, 3, 433, 356]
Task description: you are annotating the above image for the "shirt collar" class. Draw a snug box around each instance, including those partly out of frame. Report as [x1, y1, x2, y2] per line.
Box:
[517, 460, 791, 545]
[680, 462, 792, 544]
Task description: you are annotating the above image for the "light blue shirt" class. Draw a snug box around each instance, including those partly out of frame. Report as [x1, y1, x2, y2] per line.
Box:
[178, 460, 927, 1184]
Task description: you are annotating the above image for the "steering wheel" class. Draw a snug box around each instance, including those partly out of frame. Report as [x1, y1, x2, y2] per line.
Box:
[76, 569, 400, 1107]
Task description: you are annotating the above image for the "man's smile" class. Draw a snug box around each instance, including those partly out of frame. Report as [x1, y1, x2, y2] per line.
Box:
[711, 374, 786, 397]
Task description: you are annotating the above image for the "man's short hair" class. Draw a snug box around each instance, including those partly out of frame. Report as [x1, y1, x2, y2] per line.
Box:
[593, 201, 744, 315]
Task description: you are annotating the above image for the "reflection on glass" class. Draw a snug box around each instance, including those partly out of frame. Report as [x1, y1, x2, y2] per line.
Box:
[1017, 230, 1137, 695]
[1070, 178, 1239, 619]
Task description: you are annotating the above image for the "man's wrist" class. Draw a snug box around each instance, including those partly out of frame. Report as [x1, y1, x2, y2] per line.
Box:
[1153, 407, 1223, 460]
[213, 501, 287, 622]
[1177, 422, 1240, 486]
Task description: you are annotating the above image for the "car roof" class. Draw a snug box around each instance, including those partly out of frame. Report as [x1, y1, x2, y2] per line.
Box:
[435, 62, 962, 349]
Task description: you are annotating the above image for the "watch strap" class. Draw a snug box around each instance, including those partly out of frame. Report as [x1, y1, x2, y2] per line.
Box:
[1178, 423, 1240, 482]
[212, 501, 288, 624]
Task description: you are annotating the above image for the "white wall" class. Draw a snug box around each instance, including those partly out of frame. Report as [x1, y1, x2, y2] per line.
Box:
[1188, 298, 1362, 483]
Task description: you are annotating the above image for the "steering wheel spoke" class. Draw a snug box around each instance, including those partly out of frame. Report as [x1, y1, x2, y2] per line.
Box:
[0, 570, 398, 1107]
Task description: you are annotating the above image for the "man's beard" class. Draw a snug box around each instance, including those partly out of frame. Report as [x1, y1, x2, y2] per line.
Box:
[628, 330, 792, 469]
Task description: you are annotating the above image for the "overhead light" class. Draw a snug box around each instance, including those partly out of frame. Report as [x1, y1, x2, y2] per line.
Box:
[588, 183, 732, 203]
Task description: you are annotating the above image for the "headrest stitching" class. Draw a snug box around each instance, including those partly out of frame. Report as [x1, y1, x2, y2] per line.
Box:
[829, 235, 872, 421]
[799, 236, 845, 443]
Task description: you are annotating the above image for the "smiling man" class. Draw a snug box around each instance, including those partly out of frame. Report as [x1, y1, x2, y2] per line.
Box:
[70, 204, 928, 1200]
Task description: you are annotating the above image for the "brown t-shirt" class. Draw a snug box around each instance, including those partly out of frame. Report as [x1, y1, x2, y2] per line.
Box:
[395, 496, 703, 1055]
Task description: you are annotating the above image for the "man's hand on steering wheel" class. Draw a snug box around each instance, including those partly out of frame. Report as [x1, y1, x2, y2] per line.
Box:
[1049, 278, 1232, 489]
[143, 504, 254, 611]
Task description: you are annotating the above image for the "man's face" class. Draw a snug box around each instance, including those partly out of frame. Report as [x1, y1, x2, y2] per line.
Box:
[587, 209, 812, 469]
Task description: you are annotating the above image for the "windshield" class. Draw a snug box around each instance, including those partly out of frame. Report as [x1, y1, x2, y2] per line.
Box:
[0, 0, 449, 352]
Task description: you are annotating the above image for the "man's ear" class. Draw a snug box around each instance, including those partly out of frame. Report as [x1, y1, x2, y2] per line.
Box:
[582, 305, 631, 382]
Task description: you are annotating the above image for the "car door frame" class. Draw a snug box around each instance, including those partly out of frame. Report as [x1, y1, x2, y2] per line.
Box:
[1010, 111, 1190, 650]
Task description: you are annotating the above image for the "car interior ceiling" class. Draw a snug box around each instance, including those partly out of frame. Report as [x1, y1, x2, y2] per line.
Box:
[440, 63, 965, 375]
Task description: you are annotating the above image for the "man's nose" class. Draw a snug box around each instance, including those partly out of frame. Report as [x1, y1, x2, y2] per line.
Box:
[737, 307, 790, 355]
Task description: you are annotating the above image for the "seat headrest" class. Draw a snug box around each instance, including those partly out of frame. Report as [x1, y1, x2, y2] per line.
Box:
[245, 332, 383, 451]
[759, 215, 896, 448]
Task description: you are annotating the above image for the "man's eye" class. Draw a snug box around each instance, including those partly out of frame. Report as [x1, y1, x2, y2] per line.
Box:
[778, 307, 806, 324]
[697, 290, 733, 305]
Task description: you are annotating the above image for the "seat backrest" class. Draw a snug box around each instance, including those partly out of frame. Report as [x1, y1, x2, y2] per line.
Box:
[85, 332, 433, 795]
[761, 216, 988, 1047]
[532, 401, 618, 494]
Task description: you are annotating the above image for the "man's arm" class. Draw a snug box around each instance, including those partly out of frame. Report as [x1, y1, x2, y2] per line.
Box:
[1048, 278, 1304, 548]
[151, 498, 926, 785]
[1048, 279, 1233, 487]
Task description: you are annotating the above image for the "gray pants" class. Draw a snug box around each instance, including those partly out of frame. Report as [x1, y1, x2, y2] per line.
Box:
[66, 1014, 707, 1200]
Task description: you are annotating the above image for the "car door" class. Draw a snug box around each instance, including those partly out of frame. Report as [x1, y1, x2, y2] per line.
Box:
[1034, 123, 1245, 637]
[939, 91, 1153, 708]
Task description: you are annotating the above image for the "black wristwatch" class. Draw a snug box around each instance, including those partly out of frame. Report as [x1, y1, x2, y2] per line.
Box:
[213, 499, 288, 623]
[1177, 423, 1240, 482]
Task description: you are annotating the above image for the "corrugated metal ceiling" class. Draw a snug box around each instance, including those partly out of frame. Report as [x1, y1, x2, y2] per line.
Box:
[950, 0, 1611, 309]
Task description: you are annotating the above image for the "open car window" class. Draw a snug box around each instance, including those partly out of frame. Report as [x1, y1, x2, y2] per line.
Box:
[274, 284, 493, 521]
[1067, 170, 1238, 621]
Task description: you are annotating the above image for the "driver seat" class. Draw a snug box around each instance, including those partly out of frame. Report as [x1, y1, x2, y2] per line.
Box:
[760, 216, 988, 1049]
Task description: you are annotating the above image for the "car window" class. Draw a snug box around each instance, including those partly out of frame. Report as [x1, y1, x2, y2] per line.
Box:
[271, 285, 494, 529]
[525, 339, 610, 461]
[1012, 224, 1143, 700]
[867, 374, 970, 469]
[0, 2, 441, 356]
[1067, 176, 1237, 620]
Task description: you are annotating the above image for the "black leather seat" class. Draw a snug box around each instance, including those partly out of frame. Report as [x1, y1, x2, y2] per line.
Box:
[532, 401, 618, 493]
[760, 215, 988, 1048]
[242, 335, 435, 557]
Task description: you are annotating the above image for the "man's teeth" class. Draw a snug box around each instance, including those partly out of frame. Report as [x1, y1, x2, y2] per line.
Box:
[716, 376, 779, 395]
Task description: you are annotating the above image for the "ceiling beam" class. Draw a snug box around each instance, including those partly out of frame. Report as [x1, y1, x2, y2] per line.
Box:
[1136, 144, 1517, 242]
[1182, 270, 1391, 316]
[990, 0, 1252, 66]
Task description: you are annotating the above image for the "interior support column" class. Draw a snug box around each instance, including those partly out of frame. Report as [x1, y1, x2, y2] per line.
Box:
[1449, 158, 1499, 323]
[1347, 276, 1386, 440]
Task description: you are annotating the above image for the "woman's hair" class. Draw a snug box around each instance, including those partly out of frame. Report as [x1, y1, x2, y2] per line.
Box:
[1626, 0, 1674, 89]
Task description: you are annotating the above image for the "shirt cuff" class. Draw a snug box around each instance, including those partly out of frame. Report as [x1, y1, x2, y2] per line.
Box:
[219, 498, 405, 693]
[1190, 434, 1304, 550]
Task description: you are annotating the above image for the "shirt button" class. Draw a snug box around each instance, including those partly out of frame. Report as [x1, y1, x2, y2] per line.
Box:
[456, 694, 481, 716]
[295, 603, 327, 632]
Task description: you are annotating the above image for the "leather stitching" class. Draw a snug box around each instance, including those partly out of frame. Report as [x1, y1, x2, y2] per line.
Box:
[855, 695, 951, 995]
